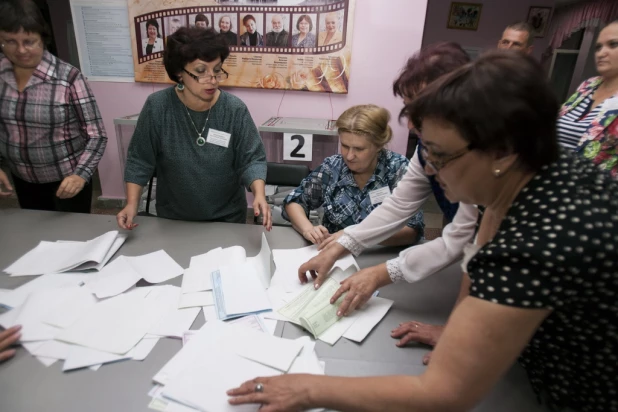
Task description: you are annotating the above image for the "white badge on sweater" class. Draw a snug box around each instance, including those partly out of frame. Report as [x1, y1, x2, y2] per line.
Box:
[602, 97, 618, 112]
[369, 187, 391, 205]
[206, 129, 231, 148]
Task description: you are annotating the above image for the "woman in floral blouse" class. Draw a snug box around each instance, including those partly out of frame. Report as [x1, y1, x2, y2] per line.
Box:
[556, 20, 618, 179]
[283, 104, 424, 246]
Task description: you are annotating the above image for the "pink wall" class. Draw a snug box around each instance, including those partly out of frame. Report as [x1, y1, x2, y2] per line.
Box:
[91, 0, 429, 199]
[422, 0, 556, 60]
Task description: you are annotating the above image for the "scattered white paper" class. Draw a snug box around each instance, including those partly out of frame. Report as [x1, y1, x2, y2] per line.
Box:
[13, 288, 76, 341]
[271, 245, 359, 293]
[162, 350, 281, 412]
[228, 314, 268, 333]
[216, 262, 272, 317]
[0, 272, 91, 309]
[245, 233, 272, 289]
[149, 306, 200, 338]
[42, 287, 98, 329]
[63, 344, 130, 371]
[127, 250, 183, 283]
[87, 256, 141, 299]
[56, 287, 169, 354]
[89, 364, 102, 371]
[343, 297, 393, 343]
[32, 340, 73, 360]
[127, 337, 160, 361]
[202, 306, 218, 322]
[36, 356, 58, 367]
[178, 292, 214, 309]
[182, 247, 223, 294]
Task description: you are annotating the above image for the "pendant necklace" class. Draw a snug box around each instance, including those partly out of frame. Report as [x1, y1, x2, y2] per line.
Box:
[183, 102, 212, 146]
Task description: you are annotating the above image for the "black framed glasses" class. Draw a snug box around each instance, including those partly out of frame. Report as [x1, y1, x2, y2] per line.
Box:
[183, 68, 229, 84]
[421, 144, 472, 174]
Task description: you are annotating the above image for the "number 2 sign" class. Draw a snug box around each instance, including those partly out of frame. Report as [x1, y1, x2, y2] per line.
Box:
[283, 133, 313, 161]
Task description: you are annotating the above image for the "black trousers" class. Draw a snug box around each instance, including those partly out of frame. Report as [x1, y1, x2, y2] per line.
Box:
[11, 174, 93, 214]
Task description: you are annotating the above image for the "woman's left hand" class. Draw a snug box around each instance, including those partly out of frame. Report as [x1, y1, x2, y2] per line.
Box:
[253, 195, 272, 231]
[227, 374, 316, 412]
[56, 175, 86, 199]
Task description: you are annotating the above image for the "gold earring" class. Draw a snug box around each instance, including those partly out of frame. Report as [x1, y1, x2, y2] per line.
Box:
[493, 169, 501, 177]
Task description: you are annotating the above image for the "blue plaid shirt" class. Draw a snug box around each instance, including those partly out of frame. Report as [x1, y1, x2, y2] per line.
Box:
[282, 150, 424, 236]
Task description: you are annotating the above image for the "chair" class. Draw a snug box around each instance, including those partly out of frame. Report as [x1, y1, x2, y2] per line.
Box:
[254, 162, 310, 225]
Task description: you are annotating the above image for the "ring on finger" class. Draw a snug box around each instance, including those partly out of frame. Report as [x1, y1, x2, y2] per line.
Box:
[255, 383, 264, 393]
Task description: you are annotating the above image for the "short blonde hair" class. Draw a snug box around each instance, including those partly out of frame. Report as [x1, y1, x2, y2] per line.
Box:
[335, 104, 393, 148]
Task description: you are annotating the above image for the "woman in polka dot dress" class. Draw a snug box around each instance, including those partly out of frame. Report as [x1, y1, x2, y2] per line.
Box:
[228, 51, 617, 412]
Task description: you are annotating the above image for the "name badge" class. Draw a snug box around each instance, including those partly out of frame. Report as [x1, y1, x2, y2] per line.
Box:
[369, 186, 391, 205]
[603, 97, 618, 112]
[206, 129, 231, 148]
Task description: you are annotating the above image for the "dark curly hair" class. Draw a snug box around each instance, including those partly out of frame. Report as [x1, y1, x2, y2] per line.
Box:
[164, 27, 230, 82]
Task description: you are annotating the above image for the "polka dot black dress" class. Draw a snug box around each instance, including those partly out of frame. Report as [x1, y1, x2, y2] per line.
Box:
[467, 150, 618, 412]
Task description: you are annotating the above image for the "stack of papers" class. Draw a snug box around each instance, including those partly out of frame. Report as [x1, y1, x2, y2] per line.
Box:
[148, 320, 321, 412]
[3, 231, 127, 276]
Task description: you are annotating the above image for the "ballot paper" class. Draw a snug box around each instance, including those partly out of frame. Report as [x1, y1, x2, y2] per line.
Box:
[183, 233, 272, 297]
[88, 251, 183, 298]
[271, 245, 359, 292]
[342, 297, 393, 342]
[162, 351, 281, 412]
[278, 267, 356, 338]
[4, 231, 125, 276]
[211, 262, 272, 320]
[13, 287, 77, 341]
[42, 287, 99, 329]
[0, 272, 91, 309]
[56, 286, 174, 354]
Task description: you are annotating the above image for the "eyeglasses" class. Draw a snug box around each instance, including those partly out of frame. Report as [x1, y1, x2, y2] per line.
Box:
[0, 39, 41, 52]
[183, 68, 229, 83]
[420, 144, 471, 174]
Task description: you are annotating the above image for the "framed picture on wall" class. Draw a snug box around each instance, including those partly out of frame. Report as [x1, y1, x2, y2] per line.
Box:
[527, 6, 552, 37]
[447, 2, 483, 31]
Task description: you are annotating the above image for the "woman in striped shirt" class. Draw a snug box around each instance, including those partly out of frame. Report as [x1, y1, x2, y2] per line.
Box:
[556, 20, 618, 179]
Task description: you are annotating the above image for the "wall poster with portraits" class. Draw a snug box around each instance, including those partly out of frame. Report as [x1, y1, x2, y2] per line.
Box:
[128, 0, 355, 93]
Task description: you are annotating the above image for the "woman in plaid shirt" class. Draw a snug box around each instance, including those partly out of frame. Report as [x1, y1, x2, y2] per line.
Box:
[0, 0, 107, 213]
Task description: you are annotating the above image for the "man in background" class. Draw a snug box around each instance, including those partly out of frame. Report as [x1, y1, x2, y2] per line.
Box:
[497, 21, 534, 55]
[264, 14, 288, 47]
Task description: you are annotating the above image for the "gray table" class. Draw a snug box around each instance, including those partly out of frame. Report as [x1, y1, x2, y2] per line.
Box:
[0, 209, 546, 411]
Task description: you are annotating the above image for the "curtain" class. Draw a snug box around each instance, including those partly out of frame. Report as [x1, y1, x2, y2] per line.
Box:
[548, 0, 618, 50]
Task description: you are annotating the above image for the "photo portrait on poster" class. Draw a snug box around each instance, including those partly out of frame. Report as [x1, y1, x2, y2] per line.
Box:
[527, 6, 552, 37]
[240, 13, 264, 47]
[190, 13, 211, 29]
[318, 10, 344, 46]
[164, 15, 188, 45]
[140, 18, 163, 57]
[214, 13, 239, 46]
[291, 13, 317, 48]
[264, 13, 290, 47]
[447, 2, 483, 31]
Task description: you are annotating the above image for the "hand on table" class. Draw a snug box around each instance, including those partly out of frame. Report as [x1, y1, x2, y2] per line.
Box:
[329, 264, 387, 317]
[253, 195, 272, 231]
[228, 374, 316, 412]
[317, 229, 344, 251]
[116, 204, 139, 230]
[0, 325, 22, 362]
[0, 169, 14, 197]
[302, 225, 329, 245]
[56, 175, 86, 199]
[391, 321, 444, 364]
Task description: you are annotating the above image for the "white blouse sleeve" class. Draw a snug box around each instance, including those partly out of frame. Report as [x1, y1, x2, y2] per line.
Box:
[341, 151, 433, 247]
[338, 151, 478, 283]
